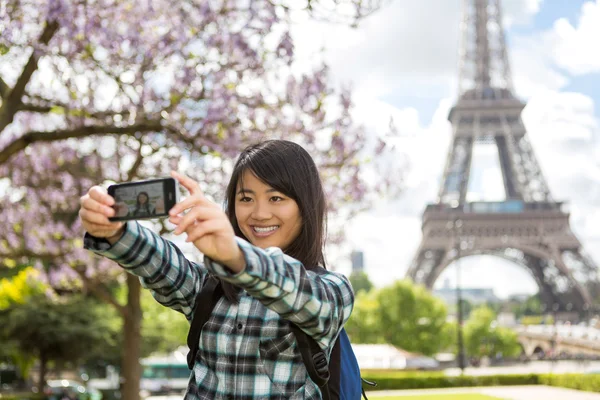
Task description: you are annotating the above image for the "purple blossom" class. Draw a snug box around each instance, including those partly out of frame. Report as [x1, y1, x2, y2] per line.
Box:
[0, 0, 395, 293]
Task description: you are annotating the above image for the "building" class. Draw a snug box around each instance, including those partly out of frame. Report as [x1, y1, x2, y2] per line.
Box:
[433, 278, 500, 305]
[352, 344, 439, 370]
[350, 250, 364, 273]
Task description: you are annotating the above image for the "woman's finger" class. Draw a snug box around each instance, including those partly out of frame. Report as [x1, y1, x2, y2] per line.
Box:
[80, 208, 111, 226]
[88, 186, 115, 206]
[171, 170, 202, 195]
[185, 219, 223, 243]
[173, 206, 223, 235]
[169, 194, 206, 217]
[81, 195, 115, 218]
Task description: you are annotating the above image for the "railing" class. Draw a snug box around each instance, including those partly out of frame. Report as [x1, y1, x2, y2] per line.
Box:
[516, 324, 600, 341]
[424, 201, 564, 214]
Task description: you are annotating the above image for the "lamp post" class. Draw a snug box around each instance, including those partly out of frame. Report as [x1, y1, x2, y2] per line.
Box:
[452, 218, 467, 372]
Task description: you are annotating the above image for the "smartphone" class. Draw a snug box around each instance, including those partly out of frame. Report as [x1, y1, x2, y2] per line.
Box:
[107, 177, 180, 222]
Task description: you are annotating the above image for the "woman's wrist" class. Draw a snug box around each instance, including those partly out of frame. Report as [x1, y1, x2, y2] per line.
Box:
[106, 226, 126, 245]
[223, 246, 246, 274]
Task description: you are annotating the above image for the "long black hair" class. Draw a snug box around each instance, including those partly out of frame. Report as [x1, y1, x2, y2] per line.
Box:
[222, 140, 327, 301]
[132, 191, 154, 216]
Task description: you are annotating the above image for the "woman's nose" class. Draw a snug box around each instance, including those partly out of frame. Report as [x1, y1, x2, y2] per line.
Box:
[251, 201, 272, 220]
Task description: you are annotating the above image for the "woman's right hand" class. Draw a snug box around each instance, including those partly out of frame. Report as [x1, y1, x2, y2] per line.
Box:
[79, 186, 125, 242]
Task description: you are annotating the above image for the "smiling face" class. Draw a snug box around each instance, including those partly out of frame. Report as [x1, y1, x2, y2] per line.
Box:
[235, 170, 302, 250]
[138, 193, 148, 204]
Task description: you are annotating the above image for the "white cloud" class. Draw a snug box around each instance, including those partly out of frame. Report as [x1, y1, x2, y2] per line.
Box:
[523, 91, 600, 261]
[345, 90, 600, 297]
[291, 0, 545, 101]
[292, 1, 600, 298]
[549, 0, 600, 75]
[509, 34, 570, 97]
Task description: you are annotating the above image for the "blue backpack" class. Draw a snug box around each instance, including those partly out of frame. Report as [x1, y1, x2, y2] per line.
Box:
[186, 269, 376, 400]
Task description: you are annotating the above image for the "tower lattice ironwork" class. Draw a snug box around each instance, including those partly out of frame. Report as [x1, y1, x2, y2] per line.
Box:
[406, 0, 599, 315]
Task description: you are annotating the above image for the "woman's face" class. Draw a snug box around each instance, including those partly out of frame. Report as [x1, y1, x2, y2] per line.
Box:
[138, 193, 148, 204]
[235, 170, 302, 250]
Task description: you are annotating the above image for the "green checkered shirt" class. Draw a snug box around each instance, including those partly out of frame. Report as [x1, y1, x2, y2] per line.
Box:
[84, 222, 354, 399]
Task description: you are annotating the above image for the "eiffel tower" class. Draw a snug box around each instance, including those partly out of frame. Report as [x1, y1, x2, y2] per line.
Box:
[406, 0, 599, 315]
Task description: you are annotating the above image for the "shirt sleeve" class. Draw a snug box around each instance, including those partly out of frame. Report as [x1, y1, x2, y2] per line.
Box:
[203, 237, 355, 350]
[83, 222, 206, 320]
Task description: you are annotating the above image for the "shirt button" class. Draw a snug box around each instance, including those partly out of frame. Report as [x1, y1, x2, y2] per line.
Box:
[237, 323, 243, 330]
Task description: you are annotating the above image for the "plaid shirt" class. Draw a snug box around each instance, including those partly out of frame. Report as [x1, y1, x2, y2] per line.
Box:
[84, 222, 354, 399]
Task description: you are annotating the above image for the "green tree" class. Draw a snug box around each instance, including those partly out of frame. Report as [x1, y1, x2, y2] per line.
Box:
[0, 267, 46, 310]
[0, 294, 119, 390]
[140, 289, 189, 356]
[349, 271, 374, 294]
[463, 306, 521, 360]
[345, 289, 381, 344]
[376, 280, 453, 356]
[512, 294, 542, 319]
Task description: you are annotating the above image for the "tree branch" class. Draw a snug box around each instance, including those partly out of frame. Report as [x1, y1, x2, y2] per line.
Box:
[0, 76, 8, 99]
[18, 103, 53, 113]
[74, 267, 127, 317]
[8, 21, 59, 106]
[126, 140, 145, 181]
[0, 21, 59, 132]
[0, 121, 162, 165]
[0, 250, 62, 261]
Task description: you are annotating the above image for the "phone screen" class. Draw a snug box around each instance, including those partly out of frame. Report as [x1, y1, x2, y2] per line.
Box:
[108, 178, 178, 221]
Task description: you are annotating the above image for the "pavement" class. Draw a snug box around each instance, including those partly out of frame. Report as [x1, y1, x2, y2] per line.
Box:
[367, 385, 600, 399]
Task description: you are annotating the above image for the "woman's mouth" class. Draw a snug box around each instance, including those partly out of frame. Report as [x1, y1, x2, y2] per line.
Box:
[251, 225, 280, 238]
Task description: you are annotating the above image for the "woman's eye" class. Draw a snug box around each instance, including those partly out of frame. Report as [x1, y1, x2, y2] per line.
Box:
[239, 196, 252, 202]
[270, 196, 284, 202]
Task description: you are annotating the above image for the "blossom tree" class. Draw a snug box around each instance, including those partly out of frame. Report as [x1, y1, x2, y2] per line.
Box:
[0, 0, 397, 398]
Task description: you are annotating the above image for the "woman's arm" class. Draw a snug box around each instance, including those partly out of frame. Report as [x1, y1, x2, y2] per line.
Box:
[84, 221, 207, 319]
[204, 238, 355, 350]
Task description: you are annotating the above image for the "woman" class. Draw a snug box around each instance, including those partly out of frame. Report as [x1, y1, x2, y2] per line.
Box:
[129, 191, 155, 217]
[79, 140, 355, 399]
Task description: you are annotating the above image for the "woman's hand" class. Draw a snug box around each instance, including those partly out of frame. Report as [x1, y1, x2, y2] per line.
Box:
[169, 171, 246, 273]
[79, 186, 125, 243]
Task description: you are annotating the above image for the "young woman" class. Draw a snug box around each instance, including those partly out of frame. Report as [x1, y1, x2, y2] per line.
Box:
[79, 140, 355, 399]
[129, 191, 156, 217]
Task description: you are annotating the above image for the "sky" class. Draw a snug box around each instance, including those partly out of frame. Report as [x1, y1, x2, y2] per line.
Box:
[289, 0, 600, 299]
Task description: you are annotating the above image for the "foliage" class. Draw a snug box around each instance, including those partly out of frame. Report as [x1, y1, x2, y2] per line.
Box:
[345, 289, 382, 344]
[360, 371, 540, 391]
[359, 371, 600, 393]
[346, 280, 454, 356]
[349, 271, 374, 294]
[140, 288, 190, 356]
[367, 395, 503, 400]
[520, 315, 553, 325]
[0, 1, 401, 398]
[0, 267, 47, 310]
[463, 306, 521, 360]
[376, 280, 452, 356]
[540, 373, 600, 393]
[511, 294, 543, 319]
[0, 294, 119, 384]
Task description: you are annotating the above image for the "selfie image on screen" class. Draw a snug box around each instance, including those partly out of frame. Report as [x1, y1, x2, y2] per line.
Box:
[112, 182, 166, 218]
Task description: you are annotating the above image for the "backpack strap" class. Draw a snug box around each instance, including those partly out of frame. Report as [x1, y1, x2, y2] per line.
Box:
[290, 324, 333, 400]
[289, 266, 342, 400]
[186, 277, 223, 370]
[186, 267, 348, 400]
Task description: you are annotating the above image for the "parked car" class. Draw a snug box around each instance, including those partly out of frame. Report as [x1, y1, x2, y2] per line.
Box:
[44, 379, 90, 400]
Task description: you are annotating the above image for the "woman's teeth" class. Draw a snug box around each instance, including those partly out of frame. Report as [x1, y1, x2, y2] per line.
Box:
[253, 226, 278, 233]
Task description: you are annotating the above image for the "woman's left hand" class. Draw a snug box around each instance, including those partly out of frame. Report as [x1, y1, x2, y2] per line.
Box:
[169, 171, 246, 273]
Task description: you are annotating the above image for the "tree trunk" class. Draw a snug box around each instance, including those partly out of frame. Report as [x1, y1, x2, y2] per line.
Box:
[38, 349, 47, 393]
[121, 274, 143, 400]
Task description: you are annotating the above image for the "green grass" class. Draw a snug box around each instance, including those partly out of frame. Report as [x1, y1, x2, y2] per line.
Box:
[368, 395, 502, 400]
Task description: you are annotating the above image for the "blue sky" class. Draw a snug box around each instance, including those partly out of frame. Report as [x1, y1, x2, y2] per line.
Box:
[292, 0, 600, 299]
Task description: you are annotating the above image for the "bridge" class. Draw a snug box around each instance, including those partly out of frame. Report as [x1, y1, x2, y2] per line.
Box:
[516, 324, 600, 358]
